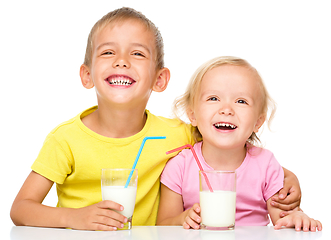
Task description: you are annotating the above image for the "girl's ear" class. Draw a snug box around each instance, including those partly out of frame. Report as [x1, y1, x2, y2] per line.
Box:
[253, 113, 266, 133]
[153, 67, 170, 92]
[80, 64, 94, 89]
[187, 109, 198, 127]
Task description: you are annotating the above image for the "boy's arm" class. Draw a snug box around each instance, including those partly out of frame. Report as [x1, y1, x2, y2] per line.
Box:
[267, 194, 322, 232]
[10, 171, 126, 230]
[271, 167, 301, 213]
[156, 184, 201, 229]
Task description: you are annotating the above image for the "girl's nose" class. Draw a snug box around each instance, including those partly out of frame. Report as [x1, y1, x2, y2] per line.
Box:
[219, 103, 234, 116]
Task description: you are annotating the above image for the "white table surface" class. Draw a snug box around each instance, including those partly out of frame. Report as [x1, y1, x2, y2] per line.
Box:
[8, 226, 327, 240]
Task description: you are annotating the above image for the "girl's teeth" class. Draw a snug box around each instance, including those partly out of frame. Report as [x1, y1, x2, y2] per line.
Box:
[214, 123, 237, 129]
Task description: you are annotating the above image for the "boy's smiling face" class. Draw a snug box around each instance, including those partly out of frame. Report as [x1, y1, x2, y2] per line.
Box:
[81, 19, 166, 108]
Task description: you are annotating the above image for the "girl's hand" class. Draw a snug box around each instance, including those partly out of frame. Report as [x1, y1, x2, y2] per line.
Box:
[182, 203, 201, 230]
[69, 200, 128, 231]
[274, 211, 322, 232]
[271, 168, 301, 216]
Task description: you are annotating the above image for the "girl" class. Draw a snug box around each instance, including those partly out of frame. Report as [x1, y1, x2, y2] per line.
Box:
[156, 56, 322, 232]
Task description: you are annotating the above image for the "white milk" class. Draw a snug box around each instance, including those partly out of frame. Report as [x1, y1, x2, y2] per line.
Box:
[102, 186, 137, 218]
[200, 190, 236, 227]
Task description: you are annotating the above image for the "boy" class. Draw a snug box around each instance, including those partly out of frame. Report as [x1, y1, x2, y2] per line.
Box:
[10, 7, 301, 231]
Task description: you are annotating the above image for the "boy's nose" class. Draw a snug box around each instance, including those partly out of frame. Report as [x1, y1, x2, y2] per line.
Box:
[113, 57, 131, 68]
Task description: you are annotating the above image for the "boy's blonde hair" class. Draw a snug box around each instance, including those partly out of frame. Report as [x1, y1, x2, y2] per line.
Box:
[174, 56, 276, 146]
[83, 7, 164, 70]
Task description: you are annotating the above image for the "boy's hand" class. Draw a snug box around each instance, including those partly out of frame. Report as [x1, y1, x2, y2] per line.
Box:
[271, 168, 301, 216]
[182, 203, 201, 230]
[274, 211, 322, 232]
[69, 200, 127, 231]
[270, 186, 301, 217]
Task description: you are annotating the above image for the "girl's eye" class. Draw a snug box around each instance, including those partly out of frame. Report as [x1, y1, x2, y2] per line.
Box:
[207, 97, 219, 101]
[102, 51, 114, 55]
[133, 52, 145, 57]
[236, 99, 248, 104]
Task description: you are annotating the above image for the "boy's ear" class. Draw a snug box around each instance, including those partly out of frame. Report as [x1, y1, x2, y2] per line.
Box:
[152, 67, 170, 92]
[253, 113, 266, 133]
[80, 64, 94, 89]
[187, 109, 197, 127]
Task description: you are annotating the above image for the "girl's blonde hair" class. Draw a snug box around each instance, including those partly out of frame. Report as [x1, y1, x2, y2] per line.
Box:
[83, 7, 164, 70]
[173, 56, 276, 146]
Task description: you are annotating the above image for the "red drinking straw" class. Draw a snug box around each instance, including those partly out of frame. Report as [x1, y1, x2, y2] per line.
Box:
[166, 144, 213, 192]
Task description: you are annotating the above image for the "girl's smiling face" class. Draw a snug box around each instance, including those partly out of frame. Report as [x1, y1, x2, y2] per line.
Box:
[189, 64, 266, 151]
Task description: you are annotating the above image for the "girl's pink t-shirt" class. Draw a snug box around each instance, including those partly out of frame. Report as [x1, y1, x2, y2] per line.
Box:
[161, 142, 284, 226]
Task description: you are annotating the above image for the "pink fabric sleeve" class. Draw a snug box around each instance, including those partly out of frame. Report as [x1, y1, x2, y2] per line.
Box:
[160, 152, 186, 195]
[263, 153, 284, 201]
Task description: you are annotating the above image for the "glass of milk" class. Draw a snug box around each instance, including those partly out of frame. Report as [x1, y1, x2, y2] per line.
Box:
[199, 170, 236, 230]
[101, 168, 138, 230]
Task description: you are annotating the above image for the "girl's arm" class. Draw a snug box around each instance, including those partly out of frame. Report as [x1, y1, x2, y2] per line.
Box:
[271, 167, 301, 215]
[156, 184, 201, 229]
[10, 171, 126, 230]
[267, 194, 322, 232]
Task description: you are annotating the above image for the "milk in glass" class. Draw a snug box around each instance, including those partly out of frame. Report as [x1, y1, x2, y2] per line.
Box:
[200, 190, 236, 228]
[102, 186, 137, 218]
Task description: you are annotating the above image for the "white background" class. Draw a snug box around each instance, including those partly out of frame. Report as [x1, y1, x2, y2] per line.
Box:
[1, 0, 330, 232]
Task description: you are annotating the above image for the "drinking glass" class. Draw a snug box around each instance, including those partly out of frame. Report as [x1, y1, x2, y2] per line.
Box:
[199, 170, 236, 230]
[101, 168, 138, 230]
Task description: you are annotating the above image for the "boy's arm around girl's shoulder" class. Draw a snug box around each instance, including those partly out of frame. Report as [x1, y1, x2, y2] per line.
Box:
[10, 171, 127, 231]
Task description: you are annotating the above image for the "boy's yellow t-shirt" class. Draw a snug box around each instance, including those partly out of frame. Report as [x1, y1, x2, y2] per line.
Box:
[31, 106, 193, 226]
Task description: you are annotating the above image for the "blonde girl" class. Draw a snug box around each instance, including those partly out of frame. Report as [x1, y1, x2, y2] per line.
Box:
[157, 56, 322, 232]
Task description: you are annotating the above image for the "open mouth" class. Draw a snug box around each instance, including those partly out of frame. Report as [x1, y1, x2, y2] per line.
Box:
[105, 75, 135, 86]
[214, 122, 237, 130]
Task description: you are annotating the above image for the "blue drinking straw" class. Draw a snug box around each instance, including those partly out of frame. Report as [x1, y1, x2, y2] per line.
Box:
[125, 136, 166, 188]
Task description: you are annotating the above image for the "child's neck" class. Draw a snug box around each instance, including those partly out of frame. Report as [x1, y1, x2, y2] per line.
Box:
[82, 103, 147, 138]
[201, 142, 246, 171]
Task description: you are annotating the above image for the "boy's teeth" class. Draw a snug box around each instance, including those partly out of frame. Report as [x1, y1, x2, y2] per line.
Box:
[108, 77, 133, 86]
